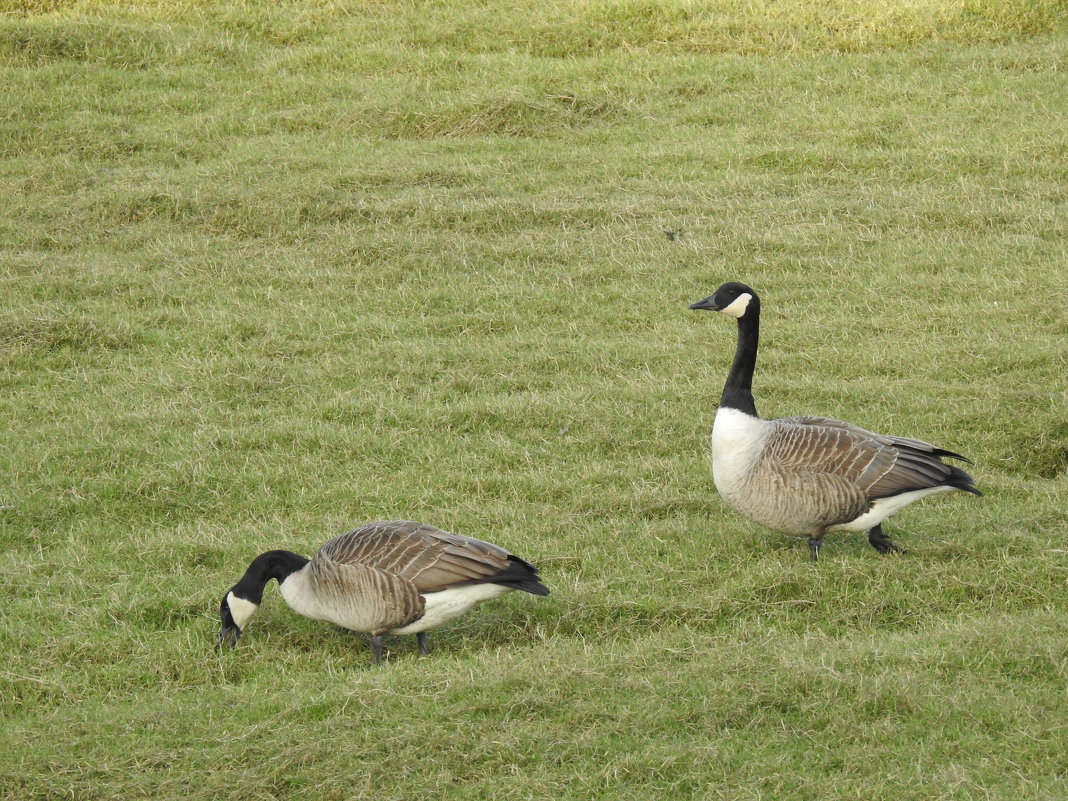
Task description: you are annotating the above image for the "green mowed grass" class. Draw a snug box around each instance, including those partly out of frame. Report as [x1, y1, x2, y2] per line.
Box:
[2, 1, 1067, 798]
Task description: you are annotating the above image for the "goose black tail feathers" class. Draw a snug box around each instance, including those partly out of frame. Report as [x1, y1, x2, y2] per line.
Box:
[946, 464, 983, 496]
[484, 556, 550, 596]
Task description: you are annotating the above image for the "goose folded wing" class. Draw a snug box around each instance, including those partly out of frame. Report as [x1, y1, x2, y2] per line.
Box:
[865, 447, 956, 498]
[771, 419, 899, 487]
[779, 416, 959, 499]
[790, 416, 970, 462]
[317, 520, 458, 571]
[317, 521, 513, 592]
[396, 539, 513, 591]
[769, 419, 943, 512]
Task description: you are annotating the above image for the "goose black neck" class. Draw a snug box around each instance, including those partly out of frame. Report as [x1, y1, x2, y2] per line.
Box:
[232, 550, 310, 604]
[721, 307, 760, 417]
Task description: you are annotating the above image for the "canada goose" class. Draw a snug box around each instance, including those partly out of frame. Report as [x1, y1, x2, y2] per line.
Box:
[689, 281, 981, 561]
[218, 520, 549, 663]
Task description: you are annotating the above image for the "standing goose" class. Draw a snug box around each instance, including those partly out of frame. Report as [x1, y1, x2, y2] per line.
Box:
[218, 520, 549, 663]
[689, 281, 981, 561]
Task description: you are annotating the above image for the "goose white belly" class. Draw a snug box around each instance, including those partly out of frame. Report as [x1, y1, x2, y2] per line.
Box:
[391, 583, 513, 635]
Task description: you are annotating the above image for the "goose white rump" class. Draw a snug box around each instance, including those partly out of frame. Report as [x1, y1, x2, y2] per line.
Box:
[391, 584, 514, 635]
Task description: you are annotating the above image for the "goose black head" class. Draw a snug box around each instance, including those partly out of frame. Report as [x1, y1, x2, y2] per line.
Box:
[216, 550, 308, 650]
[217, 588, 259, 650]
[689, 282, 759, 319]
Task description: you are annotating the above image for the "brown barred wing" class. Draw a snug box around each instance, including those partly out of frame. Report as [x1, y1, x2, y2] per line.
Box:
[769, 418, 899, 492]
[778, 416, 971, 500]
[316, 520, 517, 593]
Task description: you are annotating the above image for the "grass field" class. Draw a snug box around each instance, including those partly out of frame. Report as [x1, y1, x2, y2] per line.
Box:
[2, 0, 1067, 798]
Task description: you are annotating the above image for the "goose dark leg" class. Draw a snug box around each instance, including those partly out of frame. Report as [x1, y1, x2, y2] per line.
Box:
[370, 634, 385, 665]
[807, 537, 822, 562]
[416, 632, 430, 656]
[867, 524, 905, 555]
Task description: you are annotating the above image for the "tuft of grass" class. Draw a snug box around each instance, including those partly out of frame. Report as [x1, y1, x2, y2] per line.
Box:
[1, 1, 1067, 799]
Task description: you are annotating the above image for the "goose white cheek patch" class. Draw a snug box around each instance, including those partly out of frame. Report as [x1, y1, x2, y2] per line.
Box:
[226, 592, 259, 629]
[719, 293, 753, 318]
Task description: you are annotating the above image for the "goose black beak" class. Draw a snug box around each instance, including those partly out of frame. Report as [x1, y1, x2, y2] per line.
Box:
[689, 295, 720, 311]
[217, 624, 241, 650]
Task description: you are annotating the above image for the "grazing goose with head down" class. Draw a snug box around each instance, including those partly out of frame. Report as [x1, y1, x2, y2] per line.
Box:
[689, 281, 981, 561]
[218, 520, 549, 663]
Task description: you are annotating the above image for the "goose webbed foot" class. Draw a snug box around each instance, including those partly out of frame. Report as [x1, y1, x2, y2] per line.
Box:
[867, 524, 906, 555]
[416, 632, 430, 656]
[807, 537, 822, 562]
